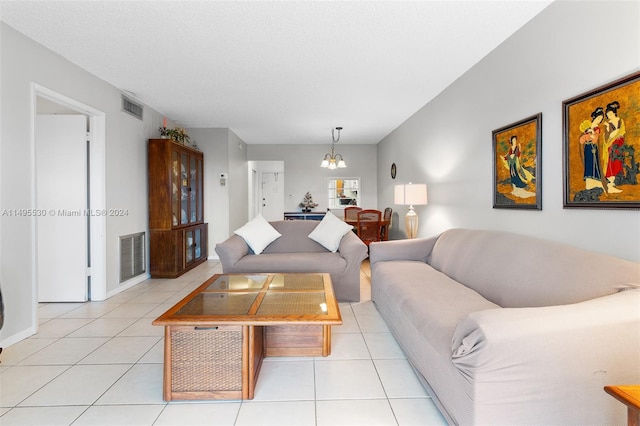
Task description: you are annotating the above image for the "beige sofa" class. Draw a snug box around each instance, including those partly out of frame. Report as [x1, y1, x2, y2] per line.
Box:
[370, 228, 640, 425]
[215, 220, 368, 302]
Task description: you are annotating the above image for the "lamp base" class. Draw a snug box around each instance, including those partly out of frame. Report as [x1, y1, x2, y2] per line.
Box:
[405, 206, 419, 239]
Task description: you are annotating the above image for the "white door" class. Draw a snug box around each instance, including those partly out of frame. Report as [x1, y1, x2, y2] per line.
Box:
[36, 114, 88, 302]
[260, 171, 284, 221]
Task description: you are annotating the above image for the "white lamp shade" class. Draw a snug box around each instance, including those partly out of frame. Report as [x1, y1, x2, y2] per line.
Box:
[394, 183, 428, 206]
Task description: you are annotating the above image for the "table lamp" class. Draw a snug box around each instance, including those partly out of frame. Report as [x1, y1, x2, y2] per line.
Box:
[394, 183, 428, 239]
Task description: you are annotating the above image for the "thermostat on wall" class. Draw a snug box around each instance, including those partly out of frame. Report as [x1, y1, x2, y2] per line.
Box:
[220, 173, 227, 186]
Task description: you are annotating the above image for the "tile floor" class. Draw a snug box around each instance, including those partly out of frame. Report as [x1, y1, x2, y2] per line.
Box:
[0, 260, 447, 426]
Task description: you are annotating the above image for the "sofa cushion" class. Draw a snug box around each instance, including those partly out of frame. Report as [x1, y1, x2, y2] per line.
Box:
[264, 221, 330, 254]
[308, 211, 354, 252]
[429, 228, 640, 308]
[234, 214, 281, 254]
[372, 260, 499, 356]
[232, 252, 347, 275]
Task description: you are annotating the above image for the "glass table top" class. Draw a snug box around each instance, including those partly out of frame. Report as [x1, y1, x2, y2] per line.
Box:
[153, 273, 339, 324]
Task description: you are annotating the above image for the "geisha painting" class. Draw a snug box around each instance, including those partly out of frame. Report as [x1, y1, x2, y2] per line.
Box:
[563, 71, 640, 208]
[492, 113, 542, 210]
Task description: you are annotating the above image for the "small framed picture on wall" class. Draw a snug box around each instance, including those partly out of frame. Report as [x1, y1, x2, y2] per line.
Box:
[492, 113, 542, 210]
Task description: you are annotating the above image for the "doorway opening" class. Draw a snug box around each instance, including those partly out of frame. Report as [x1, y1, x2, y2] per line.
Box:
[248, 161, 285, 221]
[31, 84, 106, 316]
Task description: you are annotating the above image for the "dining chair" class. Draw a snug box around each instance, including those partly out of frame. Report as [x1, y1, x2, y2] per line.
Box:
[356, 209, 383, 247]
[380, 207, 392, 241]
[344, 206, 362, 221]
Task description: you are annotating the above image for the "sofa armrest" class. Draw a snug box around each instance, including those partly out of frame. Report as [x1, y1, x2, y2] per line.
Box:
[369, 236, 438, 265]
[338, 230, 368, 263]
[451, 289, 640, 424]
[214, 234, 250, 267]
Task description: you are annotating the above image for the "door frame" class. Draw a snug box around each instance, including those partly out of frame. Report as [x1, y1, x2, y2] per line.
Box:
[30, 84, 107, 315]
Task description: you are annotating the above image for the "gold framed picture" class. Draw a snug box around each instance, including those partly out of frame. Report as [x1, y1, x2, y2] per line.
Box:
[562, 71, 640, 209]
[492, 113, 542, 210]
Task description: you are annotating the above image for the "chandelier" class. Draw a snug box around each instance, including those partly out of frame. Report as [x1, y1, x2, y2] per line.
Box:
[320, 126, 346, 169]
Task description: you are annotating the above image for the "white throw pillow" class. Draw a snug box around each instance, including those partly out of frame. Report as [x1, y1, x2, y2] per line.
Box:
[308, 211, 353, 252]
[234, 214, 282, 254]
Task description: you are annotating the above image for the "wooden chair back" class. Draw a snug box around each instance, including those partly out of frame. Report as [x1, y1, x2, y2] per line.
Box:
[356, 209, 382, 246]
[344, 206, 362, 221]
[381, 207, 392, 241]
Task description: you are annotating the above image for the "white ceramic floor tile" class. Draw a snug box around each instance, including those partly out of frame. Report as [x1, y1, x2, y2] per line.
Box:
[118, 317, 164, 337]
[144, 302, 180, 318]
[37, 302, 85, 318]
[79, 336, 160, 364]
[127, 291, 177, 304]
[34, 318, 95, 338]
[315, 359, 386, 400]
[252, 360, 314, 401]
[0, 405, 88, 426]
[18, 364, 130, 406]
[351, 300, 379, 315]
[60, 302, 122, 319]
[101, 291, 144, 304]
[137, 339, 164, 363]
[154, 402, 240, 426]
[355, 313, 390, 332]
[363, 332, 406, 359]
[95, 363, 164, 405]
[0, 338, 57, 365]
[18, 337, 109, 365]
[68, 317, 139, 337]
[316, 399, 397, 426]
[72, 404, 165, 426]
[332, 313, 361, 334]
[102, 303, 158, 318]
[374, 359, 428, 398]
[323, 332, 371, 360]
[235, 401, 315, 426]
[389, 398, 449, 425]
[0, 365, 68, 407]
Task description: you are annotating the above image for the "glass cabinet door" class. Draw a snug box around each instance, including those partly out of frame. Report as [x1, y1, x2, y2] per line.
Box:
[190, 156, 197, 223]
[185, 227, 203, 265]
[180, 153, 189, 225]
[195, 157, 203, 222]
[194, 227, 201, 259]
[172, 151, 180, 226]
[185, 229, 194, 263]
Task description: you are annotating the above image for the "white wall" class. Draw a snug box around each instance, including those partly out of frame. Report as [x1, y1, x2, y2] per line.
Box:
[377, 1, 640, 261]
[187, 128, 250, 249]
[0, 23, 166, 346]
[247, 144, 378, 213]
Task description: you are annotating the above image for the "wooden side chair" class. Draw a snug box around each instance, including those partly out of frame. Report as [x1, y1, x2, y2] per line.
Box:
[344, 206, 362, 222]
[356, 209, 382, 247]
[380, 207, 392, 241]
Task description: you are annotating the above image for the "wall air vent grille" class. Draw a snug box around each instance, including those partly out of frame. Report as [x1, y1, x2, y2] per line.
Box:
[120, 232, 146, 282]
[121, 94, 143, 120]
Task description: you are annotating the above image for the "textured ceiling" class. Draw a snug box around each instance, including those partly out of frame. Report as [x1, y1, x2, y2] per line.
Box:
[1, 0, 552, 144]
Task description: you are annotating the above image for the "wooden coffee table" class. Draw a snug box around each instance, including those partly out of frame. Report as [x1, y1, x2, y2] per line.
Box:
[152, 273, 341, 401]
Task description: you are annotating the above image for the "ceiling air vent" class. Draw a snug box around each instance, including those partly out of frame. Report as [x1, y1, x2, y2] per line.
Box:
[121, 94, 143, 120]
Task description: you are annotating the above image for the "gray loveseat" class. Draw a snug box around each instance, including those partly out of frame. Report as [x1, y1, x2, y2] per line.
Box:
[370, 228, 640, 425]
[215, 220, 368, 302]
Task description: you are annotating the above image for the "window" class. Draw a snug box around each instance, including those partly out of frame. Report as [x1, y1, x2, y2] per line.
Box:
[328, 178, 360, 209]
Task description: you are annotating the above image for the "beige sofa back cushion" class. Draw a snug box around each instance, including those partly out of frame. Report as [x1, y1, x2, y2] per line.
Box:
[429, 228, 640, 308]
[263, 220, 328, 254]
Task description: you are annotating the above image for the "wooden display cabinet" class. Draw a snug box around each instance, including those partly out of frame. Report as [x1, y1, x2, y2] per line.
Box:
[148, 138, 208, 277]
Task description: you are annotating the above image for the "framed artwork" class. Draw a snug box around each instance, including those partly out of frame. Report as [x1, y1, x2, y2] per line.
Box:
[563, 71, 640, 209]
[492, 113, 542, 210]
